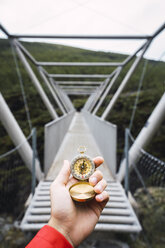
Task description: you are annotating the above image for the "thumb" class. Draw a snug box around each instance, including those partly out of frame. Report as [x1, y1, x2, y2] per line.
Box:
[56, 160, 71, 185]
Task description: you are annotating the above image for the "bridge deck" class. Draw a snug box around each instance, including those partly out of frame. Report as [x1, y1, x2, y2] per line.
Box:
[46, 112, 113, 181]
[20, 112, 141, 233]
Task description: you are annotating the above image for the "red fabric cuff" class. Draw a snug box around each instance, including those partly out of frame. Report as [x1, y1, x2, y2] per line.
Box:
[26, 225, 73, 248]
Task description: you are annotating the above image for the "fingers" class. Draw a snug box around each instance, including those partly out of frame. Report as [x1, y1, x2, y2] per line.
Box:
[55, 160, 71, 185]
[89, 169, 109, 203]
[93, 178, 108, 203]
[94, 179, 107, 194]
[89, 170, 107, 194]
[93, 156, 104, 168]
[89, 170, 103, 186]
[53, 156, 104, 186]
[95, 191, 109, 203]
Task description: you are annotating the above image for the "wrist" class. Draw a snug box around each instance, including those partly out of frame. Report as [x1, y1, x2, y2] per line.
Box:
[48, 217, 74, 247]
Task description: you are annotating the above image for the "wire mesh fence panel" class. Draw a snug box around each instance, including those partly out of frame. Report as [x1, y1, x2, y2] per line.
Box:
[135, 150, 165, 186]
[127, 132, 165, 194]
[0, 137, 32, 216]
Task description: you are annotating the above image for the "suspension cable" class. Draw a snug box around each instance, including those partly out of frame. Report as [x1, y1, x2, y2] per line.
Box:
[129, 50, 165, 132]
[0, 131, 32, 159]
[129, 59, 148, 131]
[10, 41, 32, 131]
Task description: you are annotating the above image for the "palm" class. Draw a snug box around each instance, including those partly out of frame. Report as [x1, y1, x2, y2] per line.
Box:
[51, 179, 105, 247]
[49, 158, 108, 247]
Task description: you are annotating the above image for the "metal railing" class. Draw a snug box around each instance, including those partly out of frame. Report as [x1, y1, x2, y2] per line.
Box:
[124, 129, 165, 194]
[0, 127, 39, 215]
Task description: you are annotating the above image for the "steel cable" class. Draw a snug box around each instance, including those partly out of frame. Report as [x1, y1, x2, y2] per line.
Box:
[0, 131, 32, 159]
[10, 41, 32, 131]
[129, 59, 148, 131]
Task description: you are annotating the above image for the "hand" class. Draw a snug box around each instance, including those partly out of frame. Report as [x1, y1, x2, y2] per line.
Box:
[48, 157, 109, 247]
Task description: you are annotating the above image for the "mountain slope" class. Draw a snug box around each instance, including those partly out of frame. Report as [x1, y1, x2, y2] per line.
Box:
[0, 38, 165, 164]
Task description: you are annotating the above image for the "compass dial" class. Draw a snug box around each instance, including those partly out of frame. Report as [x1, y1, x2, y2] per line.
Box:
[71, 156, 95, 180]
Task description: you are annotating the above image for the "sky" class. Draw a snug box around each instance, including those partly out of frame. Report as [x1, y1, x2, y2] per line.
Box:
[0, 0, 165, 60]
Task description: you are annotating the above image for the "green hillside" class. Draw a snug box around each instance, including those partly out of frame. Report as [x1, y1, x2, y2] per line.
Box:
[0, 38, 164, 165]
[0, 38, 164, 202]
[0, 37, 165, 248]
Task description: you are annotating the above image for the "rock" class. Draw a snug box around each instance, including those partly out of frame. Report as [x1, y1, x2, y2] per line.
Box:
[12, 236, 27, 246]
[93, 240, 129, 248]
[5, 235, 12, 241]
[0, 214, 32, 248]
[79, 237, 130, 248]
[78, 231, 131, 248]
[6, 216, 13, 223]
[0, 233, 3, 242]
[134, 187, 165, 248]
[0, 217, 5, 226]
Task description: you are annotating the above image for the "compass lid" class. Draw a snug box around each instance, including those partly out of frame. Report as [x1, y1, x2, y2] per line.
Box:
[69, 182, 95, 202]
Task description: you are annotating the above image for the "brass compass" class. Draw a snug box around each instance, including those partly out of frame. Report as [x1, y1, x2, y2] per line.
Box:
[69, 146, 95, 202]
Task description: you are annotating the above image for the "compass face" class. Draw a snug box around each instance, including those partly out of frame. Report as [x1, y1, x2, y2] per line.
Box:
[71, 155, 95, 180]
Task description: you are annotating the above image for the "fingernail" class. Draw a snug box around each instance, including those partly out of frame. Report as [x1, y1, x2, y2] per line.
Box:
[97, 194, 103, 201]
[95, 185, 102, 192]
[90, 177, 97, 185]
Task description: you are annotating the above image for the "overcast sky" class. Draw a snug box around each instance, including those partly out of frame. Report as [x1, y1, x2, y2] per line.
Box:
[0, 0, 165, 60]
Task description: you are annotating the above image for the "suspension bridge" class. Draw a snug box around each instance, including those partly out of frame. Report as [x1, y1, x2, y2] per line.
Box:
[0, 23, 165, 235]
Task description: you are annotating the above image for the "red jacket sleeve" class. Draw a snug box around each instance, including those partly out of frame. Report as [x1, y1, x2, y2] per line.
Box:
[26, 225, 73, 248]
